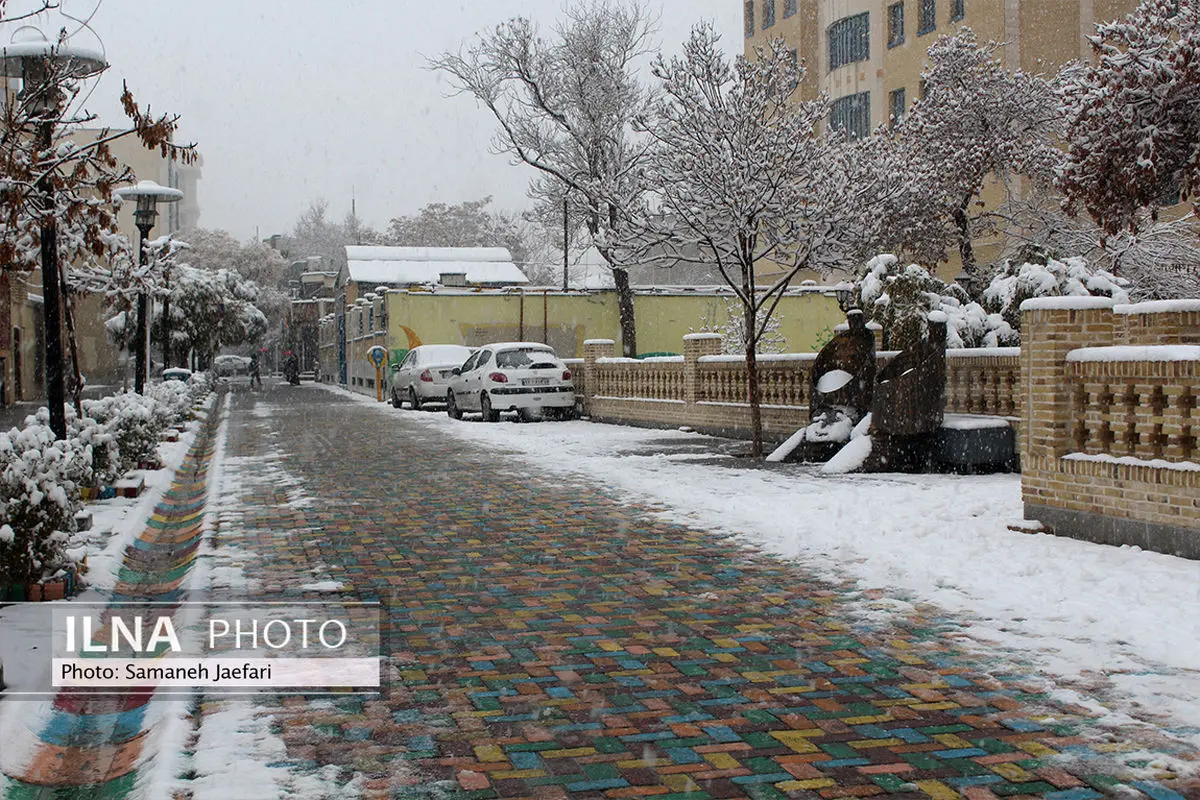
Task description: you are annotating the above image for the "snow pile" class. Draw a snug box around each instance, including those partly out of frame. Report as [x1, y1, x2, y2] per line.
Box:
[821, 412, 874, 474]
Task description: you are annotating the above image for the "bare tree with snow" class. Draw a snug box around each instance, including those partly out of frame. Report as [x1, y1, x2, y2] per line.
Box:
[638, 25, 858, 457]
[1058, 0, 1200, 237]
[877, 30, 1061, 290]
[430, 1, 656, 356]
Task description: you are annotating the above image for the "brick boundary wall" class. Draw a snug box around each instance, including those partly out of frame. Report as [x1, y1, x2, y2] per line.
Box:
[1019, 298, 1200, 559]
[581, 335, 1020, 445]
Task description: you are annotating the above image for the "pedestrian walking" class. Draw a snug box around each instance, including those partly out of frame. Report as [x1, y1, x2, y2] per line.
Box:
[249, 352, 263, 389]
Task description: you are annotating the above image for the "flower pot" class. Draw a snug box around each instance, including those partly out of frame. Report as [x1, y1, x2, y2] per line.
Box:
[41, 581, 65, 601]
[26, 583, 42, 602]
[2, 584, 26, 602]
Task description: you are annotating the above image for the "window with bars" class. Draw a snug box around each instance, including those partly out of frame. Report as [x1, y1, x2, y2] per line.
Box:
[888, 2, 905, 47]
[784, 0, 797, 18]
[889, 87, 907, 125]
[828, 12, 870, 71]
[951, 0, 965, 20]
[830, 91, 871, 138]
[918, 0, 936, 34]
[745, 0, 755, 37]
[763, 0, 775, 28]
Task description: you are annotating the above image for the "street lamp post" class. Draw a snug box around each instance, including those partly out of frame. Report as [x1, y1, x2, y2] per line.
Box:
[115, 181, 183, 394]
[0, 33, 106, 439]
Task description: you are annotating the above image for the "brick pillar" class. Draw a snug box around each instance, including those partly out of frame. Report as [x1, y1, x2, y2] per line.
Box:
[1020, 299, 1116, 462]
[582, 338, 615, 406]
[683, 333, 722, 407]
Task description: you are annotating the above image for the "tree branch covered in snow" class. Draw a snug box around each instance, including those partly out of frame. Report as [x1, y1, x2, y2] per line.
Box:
[1058, 0, 1200, 236]
[637, 25, 861, 455]
[431, 1, 656, 355]
[868, 30, 1061, 287]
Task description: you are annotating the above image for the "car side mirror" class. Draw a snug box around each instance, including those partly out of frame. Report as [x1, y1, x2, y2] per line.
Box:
[390, 364, 401, 372]
[451, 368, 460, 376]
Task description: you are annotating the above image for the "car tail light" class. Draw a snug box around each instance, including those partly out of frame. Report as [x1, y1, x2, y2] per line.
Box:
[419, 369, 433, 382]
[562, 370, 572, 381]
[489, 372, 509, 383]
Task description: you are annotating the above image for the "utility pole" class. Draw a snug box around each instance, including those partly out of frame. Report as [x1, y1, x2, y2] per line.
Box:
[562, 194, 569, 292]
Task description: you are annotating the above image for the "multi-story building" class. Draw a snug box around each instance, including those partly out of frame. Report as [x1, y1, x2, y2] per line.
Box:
[745, 1, 1140, 137]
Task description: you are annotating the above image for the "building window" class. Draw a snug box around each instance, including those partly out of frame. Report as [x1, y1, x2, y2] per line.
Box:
[918, 0, 936, 34]
[888, 3, 905, 47]
[951, 0, 965, 20]
[763, 0, 775, 28]
[828, 12, 870, 71]
[784, 0, 797, 18]
[745, 0, 754, 37]
[829, 91, 871, 138]
[789, 48, 800, 89]
[889, 87, 906, 125]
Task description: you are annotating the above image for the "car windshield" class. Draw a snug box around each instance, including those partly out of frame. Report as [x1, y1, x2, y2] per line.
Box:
[495, 348, 557, 368]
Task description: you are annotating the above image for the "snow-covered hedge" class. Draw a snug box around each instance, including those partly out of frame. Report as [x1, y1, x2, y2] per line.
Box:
[854, 254, 1128, 349]
[148, 380, 194, 427]
[0, 422, 89, 586]
[981, 256, 1129, 332]
[857, 255, 1015, 350]
[82, 392, 167, 473]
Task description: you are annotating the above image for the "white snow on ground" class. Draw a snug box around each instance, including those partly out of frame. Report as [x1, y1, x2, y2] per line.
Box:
[186, 702, 362, 800]
[324, 384, 1200, 753]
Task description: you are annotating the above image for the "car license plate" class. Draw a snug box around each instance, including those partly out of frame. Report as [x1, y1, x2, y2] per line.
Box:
[523, 378, 550, 386]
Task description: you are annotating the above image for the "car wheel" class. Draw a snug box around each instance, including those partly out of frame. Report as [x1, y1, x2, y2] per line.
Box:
[447, 391, 462, 420]
[517, 407, 539, 423]
[409, 387, 421, 411]
[390, 388, 402, 409]
[481, 393, 499, 422]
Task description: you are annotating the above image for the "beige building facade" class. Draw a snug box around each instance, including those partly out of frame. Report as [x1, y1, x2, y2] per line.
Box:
[745, 0, 1140, 134]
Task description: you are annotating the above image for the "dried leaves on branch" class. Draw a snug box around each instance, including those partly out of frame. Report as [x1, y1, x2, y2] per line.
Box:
[1058, 0, 1200, 236]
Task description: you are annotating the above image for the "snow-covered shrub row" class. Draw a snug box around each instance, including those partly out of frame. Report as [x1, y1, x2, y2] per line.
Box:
[0, 422, 89, 586]
[148, 380, 194, 427]
[82, 392, 167, 473]
[854, 254, 1128, 349]
[981, 256, 1129, 332]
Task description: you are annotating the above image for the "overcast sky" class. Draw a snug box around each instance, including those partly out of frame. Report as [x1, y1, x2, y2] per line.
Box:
[19, 0, 740, 241]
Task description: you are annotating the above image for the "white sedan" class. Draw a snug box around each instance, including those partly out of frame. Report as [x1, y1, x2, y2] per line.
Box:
[446, 342, 575, 422]
[390, 344, 473, 409]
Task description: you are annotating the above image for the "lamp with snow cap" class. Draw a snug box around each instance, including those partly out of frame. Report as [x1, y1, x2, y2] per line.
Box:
[115, 180, 183, 392]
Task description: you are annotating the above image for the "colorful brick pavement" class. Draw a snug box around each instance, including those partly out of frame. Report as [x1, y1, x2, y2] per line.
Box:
[200, 386, 1199, 800]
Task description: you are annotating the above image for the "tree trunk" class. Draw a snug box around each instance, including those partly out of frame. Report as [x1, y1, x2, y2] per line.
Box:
[953, 196, 977, 294]
[744, 301, 763, 458]
[612, 267, 637, 358]
[59, 270, 84, 418]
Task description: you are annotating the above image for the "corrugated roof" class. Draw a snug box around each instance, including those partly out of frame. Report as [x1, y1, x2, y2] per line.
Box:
[344, 246, 528, 286]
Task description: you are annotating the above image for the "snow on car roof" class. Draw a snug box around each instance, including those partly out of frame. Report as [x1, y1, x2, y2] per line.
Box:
[484, 342, 557, 354]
